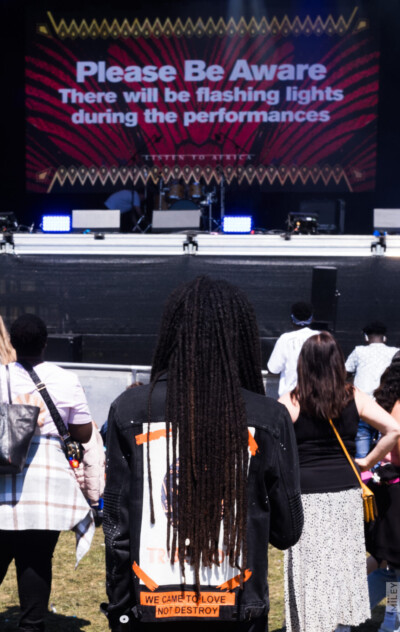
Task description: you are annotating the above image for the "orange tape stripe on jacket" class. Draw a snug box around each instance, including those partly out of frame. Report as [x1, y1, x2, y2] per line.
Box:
[132, 562, 159, 591]
[217, 569, 252, 591]
[248, 431, 258, 456]
[135, 429, 170, 445]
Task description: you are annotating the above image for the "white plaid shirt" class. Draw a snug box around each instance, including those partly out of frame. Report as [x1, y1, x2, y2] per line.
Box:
[0, 435, 94, 565]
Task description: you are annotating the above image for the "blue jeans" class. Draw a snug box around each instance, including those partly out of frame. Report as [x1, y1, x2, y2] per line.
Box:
[356, 420, 378, 458]
[368, 567, 400, 631]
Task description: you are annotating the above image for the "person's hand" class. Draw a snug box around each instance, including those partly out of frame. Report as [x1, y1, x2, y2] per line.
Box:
[354, 456, 369, 472]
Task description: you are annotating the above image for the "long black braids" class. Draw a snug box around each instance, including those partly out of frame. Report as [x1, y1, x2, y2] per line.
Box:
[148, 276, 265, 593]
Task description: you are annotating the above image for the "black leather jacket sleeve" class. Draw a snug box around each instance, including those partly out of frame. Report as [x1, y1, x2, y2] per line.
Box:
[267, 404, 304, 550]
[102, 402, 132, 628]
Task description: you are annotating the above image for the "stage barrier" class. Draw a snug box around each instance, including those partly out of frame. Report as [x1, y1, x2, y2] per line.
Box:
[58, 363, 276, 427]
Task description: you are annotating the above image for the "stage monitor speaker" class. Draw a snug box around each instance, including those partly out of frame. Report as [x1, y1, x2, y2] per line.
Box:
[299, 199, 345, 233]
[152, 209, 201, 233]
[72, 209, 120, 232]
[373, 208, 400, 233]
[311, 266, 338, 328]
[46, 334, 82, 362]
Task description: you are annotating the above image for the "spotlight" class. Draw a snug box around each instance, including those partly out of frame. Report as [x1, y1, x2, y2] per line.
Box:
[222, 216, 253, 233]
[41, 215, 71, 233]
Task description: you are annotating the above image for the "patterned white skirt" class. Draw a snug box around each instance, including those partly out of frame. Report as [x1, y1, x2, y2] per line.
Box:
[284, 487, 371, 632]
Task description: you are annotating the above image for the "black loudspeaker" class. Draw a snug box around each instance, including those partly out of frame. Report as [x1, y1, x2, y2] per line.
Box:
[46, 335, 82, 362]
[152, 209, 201, 233]
[311, 266, 338, 329]
[300, 199, 345, 233]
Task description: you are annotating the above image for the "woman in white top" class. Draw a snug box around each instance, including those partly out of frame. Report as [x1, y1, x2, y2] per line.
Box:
[0, 314, 94, 632]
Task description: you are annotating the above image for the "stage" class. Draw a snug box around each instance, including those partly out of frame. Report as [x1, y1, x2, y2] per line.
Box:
[0, 232, 398, 368]
[4, 232, 400, 258]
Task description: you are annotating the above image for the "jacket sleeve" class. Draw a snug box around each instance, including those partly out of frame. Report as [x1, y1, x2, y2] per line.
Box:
[267, 404, 304, 550]
[102, 403, 133, 629]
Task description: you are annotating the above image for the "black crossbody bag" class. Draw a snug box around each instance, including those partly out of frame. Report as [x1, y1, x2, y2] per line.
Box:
[0, 365, 40, 474]
[20, 361, 84, 468]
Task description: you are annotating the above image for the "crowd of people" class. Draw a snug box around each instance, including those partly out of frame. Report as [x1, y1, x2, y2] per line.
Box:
[0, 281, 399, 632]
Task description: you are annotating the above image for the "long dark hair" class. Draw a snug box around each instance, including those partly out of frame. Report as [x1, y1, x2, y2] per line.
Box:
[374, 357, 400, 413]
[149, 276, 264, 591]
[293, 331, 353, 419]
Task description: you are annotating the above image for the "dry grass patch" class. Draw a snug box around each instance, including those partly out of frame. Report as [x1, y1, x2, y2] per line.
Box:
[0, 532, 386, 631]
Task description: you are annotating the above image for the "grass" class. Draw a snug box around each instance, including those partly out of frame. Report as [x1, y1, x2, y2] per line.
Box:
[0, 529, 386, 631]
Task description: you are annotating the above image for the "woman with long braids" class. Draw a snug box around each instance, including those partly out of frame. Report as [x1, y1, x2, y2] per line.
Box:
[102, 276, 303, 632]
[279, 333, 400, 632]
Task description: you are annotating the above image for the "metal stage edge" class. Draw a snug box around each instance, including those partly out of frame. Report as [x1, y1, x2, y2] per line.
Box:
[2, 233, 400, 258]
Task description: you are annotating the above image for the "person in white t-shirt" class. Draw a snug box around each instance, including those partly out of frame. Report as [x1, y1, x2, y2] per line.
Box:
[345, 321, 399, 458]
[267, 302, 319, 397]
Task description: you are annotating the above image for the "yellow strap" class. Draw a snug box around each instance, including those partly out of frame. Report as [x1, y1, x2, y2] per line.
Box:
[328, 418, 363, 488]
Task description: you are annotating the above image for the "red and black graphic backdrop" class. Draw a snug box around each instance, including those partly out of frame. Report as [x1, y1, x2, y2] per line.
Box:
[26, 3, 379, 194]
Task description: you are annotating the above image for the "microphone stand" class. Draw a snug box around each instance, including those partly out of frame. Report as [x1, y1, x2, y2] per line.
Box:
[214, 132, 255, 230]
[215, 136, 225, 230]
[220, 169, 225, 225]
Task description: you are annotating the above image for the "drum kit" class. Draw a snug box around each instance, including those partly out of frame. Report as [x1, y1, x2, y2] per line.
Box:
[154, 179, 218, 231]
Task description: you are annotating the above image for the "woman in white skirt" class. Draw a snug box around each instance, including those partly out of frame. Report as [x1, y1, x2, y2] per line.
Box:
[279, 332, 400, 632]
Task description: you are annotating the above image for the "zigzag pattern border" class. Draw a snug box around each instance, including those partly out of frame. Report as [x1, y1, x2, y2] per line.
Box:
[44, 164, 353, 192]
[38, 8, 363, 40]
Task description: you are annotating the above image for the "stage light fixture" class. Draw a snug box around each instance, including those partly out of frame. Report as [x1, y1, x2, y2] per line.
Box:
[287, 212, 319, 235]
[0, 212, 18, 231]
[41, 215, 71, 233]
[222, 216, 253, 233]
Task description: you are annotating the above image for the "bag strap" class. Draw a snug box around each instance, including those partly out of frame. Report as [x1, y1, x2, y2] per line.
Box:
[19, 361, 71, 442]
[328, 417, 363, 488]
[5, 365, 12, 404]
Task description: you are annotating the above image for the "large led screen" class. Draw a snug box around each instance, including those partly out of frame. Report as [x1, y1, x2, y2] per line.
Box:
[26, 3, 379, 193]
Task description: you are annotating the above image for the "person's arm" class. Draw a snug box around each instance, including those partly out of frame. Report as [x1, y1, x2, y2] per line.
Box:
[65, 373, 93, 443]
[132, 191, 142, 221]
[345, 348, 357, 375]
[354, 389, 400, 471]
[66, 375, 94, 443]
[69, 422, 92, 443]
[267, 404, 303, 549]
[102, 402, 133, 629]
[389, 400, 400, 464]
[267, 337, 285, 375]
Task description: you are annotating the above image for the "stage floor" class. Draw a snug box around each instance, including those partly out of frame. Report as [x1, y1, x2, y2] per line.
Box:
[3, 232, 400, 257]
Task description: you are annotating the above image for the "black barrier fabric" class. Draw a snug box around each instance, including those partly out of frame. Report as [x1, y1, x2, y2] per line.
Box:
[1, 254, 399, 365]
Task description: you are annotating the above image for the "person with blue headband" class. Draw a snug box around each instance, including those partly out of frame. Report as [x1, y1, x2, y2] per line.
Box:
[267, 302, 319, 397]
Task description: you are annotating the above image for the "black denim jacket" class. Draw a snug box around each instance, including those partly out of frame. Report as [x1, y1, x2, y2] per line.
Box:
[103, 378, 303, 630]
